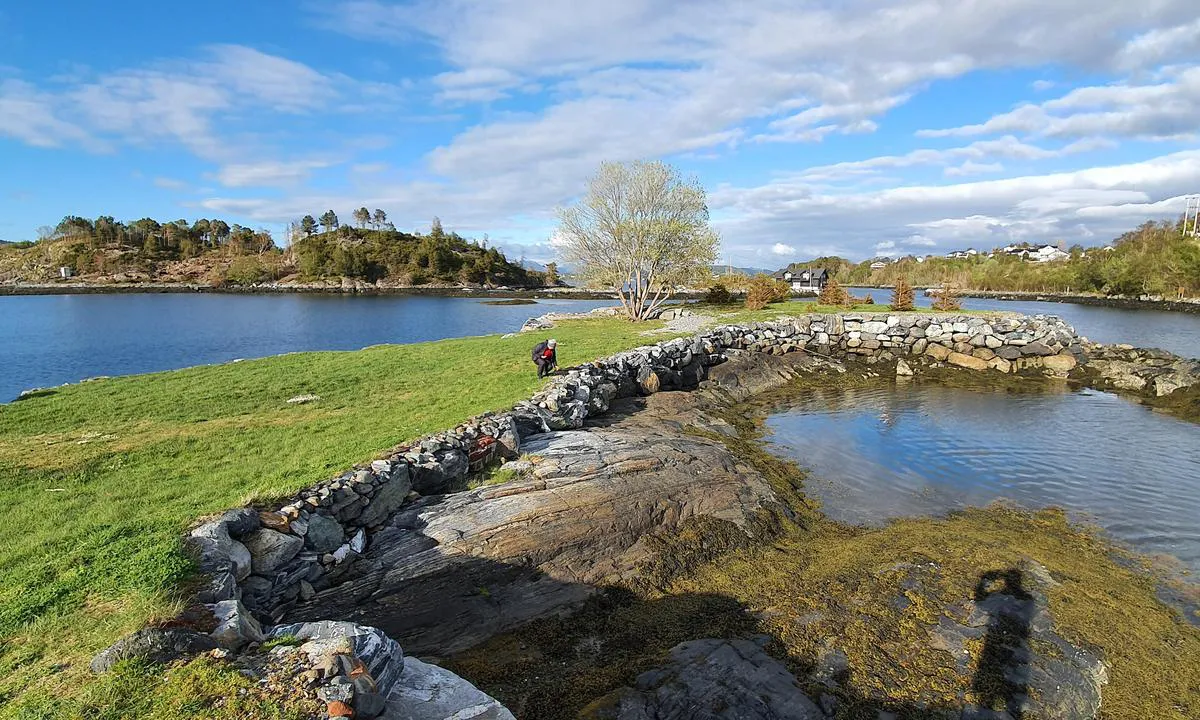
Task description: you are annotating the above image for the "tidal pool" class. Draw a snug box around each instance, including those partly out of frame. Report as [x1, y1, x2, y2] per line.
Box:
[764, 378, 1200, 574]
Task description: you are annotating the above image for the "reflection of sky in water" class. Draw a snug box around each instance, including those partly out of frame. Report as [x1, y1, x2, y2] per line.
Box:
[765, 381, 1200, 573]
[0, 294, 617, 401]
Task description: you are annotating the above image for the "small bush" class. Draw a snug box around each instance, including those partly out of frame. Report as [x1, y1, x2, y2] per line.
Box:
[863, 294, 875, 305]
[891, 277, 915, 311]
[931, 284, 962, 311]
[224, 256, 269, 286]
[818, 279, 851, 307]
[745, 275, 791, 310]
[705, 283, 734, 304]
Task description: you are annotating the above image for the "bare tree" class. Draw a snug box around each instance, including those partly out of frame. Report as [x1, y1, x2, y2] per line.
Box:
[557, 160, 718, 320]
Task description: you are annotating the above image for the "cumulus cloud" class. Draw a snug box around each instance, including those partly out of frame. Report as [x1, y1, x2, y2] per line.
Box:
[771, 243, 796, 256]
[920, 66, 1200, 140]
[709, 150, 1200, 259]
[0, 45, 403, 162]
[215, 160, 335, 188]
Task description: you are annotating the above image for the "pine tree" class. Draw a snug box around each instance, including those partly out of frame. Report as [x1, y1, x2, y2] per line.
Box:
[891, 277, 915, 311]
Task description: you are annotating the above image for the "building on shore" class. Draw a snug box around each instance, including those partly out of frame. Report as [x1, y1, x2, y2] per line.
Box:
[772, 265, 829, 294]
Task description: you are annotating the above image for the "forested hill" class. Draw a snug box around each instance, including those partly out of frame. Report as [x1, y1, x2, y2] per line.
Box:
[806, 220, 1200, 298]
[0, 213, 546, 289]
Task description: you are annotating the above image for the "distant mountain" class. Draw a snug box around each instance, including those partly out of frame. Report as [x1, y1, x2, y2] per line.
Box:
[520, 259, 576, 274]
[710, 264, 772, 276]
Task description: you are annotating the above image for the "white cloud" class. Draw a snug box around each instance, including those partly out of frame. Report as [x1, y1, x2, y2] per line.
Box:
[944, 161, 1004, 177]
[771, 242, 796, 256]
[1031, 79, 1056, 91]
[709, 150, 1200, 259]
[216, 160, 334, 188]
[0, 45, 403, 161]
[920, 66, 1200, 140]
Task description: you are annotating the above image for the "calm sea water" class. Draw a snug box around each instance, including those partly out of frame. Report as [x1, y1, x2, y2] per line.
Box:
[845, 287, 1200, 356]
[765, 380, 1200, 573]
[2, 291, 1198, 403]
[0, 294, 616, 402]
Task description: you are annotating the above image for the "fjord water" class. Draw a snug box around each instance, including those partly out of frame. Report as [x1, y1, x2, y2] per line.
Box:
[0, 294, 616, 402]
[844, 288, 1200, 357]
[765, 379, 1200, 573]
[3, 291, 1200, 403]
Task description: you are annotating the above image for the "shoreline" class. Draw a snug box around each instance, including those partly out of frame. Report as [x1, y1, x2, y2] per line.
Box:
[850, 284, 1200, 314]
[940, 288, 1200, 314]
[0, 282, 625, 300]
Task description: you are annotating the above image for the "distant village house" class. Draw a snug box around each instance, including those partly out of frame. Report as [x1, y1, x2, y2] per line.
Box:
[773, 265, 829, 294]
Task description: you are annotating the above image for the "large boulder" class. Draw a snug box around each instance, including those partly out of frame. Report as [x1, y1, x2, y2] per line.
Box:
[305, 514, 346, 553]
[269, 621, 406, 700]
[947, 351, 989, 371]
[244, 528, 304, 575]
[90, 628, 217, 674]
[211, 599, 265, 650]
[383, 656, 515, 720]
[188, 520, 253, 581]
[584, 638, 824, 719]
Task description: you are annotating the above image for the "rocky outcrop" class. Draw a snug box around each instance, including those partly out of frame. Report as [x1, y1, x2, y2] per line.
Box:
[584, 560, 1108, 720]
[584, 638, 826, 719]
[1082, 344, 1200, 397]
[94, 310, 1186, 716]
[252, 620, 510, 720]
[285, 353, 817, 657]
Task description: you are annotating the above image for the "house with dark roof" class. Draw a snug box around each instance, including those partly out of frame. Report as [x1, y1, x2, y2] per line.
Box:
[772, 265, 828, 294]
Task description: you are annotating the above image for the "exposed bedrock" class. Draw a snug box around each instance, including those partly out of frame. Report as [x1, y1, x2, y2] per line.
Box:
[283, 352, 819, 656]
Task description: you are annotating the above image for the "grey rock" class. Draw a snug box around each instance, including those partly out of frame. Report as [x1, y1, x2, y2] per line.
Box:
[244, 528, 304, 575]
[211, 599, 265, 650]
[1022, 341, 1055, 356]
[587, 638, 824, 719]
[270, 621, 406, 697]
[305, 514, 346, 553]
[219, 508, 261, 538]
[355, 691, 387, 719]
[412, 449, 469, 495]
[188, 520, 253, 581]
[90, 627, 217, 674]
[358, 464, 414, 527]
[382, 656, 514, 720]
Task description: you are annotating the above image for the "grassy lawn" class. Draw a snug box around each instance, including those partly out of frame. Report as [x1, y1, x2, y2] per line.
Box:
[0, 299, 1008, 716]
[0, 315, 685, 717]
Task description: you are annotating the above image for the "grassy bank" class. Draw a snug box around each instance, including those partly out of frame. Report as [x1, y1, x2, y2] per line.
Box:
[0, 315, 685, 716]
[0, 299, 1035, 716]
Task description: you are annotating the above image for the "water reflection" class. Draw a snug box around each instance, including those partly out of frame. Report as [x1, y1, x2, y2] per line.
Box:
[765, 379, 1200, 573]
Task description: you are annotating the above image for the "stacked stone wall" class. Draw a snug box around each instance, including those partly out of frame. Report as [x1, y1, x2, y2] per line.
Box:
[183, 312, 1195, 650]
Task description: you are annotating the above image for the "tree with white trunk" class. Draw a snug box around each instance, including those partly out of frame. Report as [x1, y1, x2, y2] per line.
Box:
[556, 160, 719, 321]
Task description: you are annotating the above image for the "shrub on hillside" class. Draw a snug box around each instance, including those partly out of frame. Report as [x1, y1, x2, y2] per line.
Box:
[745, 274, 791, 310]
[818, 279, 851, 307]
[932, 284, 962, 311]
[705, 282, 735, 304]
[891, 277, 915, 311]
[224, 256, 270, 286]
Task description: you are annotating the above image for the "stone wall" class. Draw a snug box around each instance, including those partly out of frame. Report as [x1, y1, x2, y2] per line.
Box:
[183, 312, 1106, 644]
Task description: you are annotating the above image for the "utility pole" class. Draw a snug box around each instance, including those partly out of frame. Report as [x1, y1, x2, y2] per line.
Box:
[1185, 195, 1200, 238]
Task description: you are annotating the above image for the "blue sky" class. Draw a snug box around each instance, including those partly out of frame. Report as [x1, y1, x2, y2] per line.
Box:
[1, 1, 1198, 264]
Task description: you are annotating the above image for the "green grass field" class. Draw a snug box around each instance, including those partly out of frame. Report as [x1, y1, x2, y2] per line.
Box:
[0, 299, 999, 716]
[0, 312, 695, 716]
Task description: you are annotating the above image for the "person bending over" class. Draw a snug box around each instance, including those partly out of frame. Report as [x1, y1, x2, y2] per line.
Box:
[532, 338, 558, 378]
